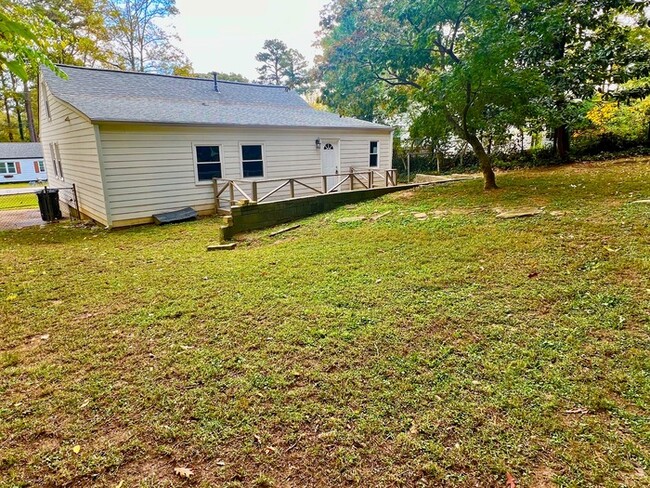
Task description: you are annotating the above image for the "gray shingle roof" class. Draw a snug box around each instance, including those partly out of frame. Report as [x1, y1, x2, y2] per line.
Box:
[42, 65, 392, 131]
[0, 142, 43, 160]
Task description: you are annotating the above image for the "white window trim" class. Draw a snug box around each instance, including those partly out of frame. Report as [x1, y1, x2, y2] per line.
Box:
[369, 141, 380, 168]
[0, 161, 17, 175]
[239, 142, 266, 179]
[192, 143, 224, 185]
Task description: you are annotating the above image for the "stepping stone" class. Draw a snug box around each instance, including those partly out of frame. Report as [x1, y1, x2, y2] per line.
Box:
[631, 200, 650, 204]
[413, 212, 428, 220]
[496, 208, 543, 219]
[550, 211, 565, 217]
[337, 216, 366, 223]
[207, 243, 237, 251]
[370, 211, 392, 222]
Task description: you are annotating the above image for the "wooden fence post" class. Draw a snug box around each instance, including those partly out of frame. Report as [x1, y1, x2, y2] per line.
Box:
[229, 181, 234, 206]
[350, 168, 355, 190]
[289, 179, 295, 198]
[251, 181, 258, 202]
[213, 178, 220, 212]
[322, 176, 328, 193]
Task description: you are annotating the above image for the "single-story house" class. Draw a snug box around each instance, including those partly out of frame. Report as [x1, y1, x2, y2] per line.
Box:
[0, 142, 46, 183]
[39, 65, 394, 228]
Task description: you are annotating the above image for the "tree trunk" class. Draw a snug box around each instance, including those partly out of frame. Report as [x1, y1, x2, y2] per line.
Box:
[23, 80, 37, 142]
[466, 132, 498, 190]
[1, 74, 14, 141]
[553, 125, 570, 160]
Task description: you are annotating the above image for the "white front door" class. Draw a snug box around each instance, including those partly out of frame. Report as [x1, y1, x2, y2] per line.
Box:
[320, 140, 340, 191]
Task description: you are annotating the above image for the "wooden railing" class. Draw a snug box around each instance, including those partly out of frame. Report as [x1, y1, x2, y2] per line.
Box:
[213, 169, 398, 211]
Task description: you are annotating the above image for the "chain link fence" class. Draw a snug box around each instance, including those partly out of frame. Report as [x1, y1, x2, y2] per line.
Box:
[0, 184, 79, 231]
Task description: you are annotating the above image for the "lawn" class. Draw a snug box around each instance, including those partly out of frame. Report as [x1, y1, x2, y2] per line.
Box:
[0, 182, 46, 211]
[1, 159, 649, 487]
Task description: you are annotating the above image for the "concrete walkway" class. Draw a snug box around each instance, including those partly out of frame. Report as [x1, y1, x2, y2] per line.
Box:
[0, 187, 44, 196]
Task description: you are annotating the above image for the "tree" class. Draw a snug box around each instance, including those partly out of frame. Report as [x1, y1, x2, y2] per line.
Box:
[195, 72, 250, 83]
[104, 0, 191, 74]
[319, 0, 542, 190]
[0, 2, 65, 141]
[516, 0, 650, 160]
[255, 39, 310, 92]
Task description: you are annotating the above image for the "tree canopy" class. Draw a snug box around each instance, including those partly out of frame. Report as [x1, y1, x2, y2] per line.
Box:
[318, 0, 650, 188]
[256, 39, 310, 92]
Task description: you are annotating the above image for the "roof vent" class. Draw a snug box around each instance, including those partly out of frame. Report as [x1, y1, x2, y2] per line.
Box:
[212, 71, 219, 93]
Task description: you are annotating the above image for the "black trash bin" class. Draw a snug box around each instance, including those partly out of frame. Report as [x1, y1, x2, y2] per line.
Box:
[37, 188, 63, 222]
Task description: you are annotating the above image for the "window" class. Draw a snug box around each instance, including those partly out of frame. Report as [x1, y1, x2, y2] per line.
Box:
[0, 162, 17, 174]
[241, 144, 264, 178]
[42, 85, 51, 120]
[49, 143, 63, 179]
[369, 141, 379, 167]
[49, 143, 58, 177]
[195, 145, 222, 182]
[37, 160, 46, 172]
[54, 144, 64, 179]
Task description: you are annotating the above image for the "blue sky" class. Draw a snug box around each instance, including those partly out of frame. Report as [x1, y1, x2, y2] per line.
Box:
[174, 0, 328, 80]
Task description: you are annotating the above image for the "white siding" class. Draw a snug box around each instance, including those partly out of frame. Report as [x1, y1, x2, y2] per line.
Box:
[99, 124, 392, 226]
[38, 79, 108, 225]
[0, 157, 46, 183]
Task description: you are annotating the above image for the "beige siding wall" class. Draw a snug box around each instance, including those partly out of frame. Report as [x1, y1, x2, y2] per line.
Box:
[39, 81, 108, 225]
[99, 124, 393, 226]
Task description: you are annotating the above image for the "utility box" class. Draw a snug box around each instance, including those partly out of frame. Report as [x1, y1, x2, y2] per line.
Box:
[37, 188, 63, 222]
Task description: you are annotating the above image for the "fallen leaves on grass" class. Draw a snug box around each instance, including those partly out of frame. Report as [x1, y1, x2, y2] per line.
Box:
[72, 445, 81, 454]
[506, 472, 517, 487]
[565, 408, 589, 415]
[174, 467, 194, 479]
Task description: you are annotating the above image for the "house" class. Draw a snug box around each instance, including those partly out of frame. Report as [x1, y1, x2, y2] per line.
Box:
[0, 143, 46, 184]
[39, 65, 394, 228]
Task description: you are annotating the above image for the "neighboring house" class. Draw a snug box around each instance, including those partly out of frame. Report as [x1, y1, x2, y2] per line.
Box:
[0, 143, 46, 183]
[39, 65, 394, 228]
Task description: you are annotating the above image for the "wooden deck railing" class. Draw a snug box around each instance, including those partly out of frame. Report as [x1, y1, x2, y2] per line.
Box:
[213, 169, 398, 211]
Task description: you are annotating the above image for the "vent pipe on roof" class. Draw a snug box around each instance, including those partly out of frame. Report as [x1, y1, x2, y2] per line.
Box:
[212, 71, 219, 93]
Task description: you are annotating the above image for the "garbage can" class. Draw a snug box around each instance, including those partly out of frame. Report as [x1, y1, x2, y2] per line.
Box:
[37, 188, 63, 222]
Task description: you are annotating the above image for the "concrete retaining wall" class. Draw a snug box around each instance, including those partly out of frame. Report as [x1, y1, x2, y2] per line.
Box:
[221, 184, 418, 239]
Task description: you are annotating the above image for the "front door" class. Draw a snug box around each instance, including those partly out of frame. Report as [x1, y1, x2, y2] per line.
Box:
[320, 140, 339, 191]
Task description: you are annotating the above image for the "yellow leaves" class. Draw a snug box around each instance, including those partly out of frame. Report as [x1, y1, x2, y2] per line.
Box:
[6, 294, 18, 301]
[72, 445, 81, 454]
[587, 100, 617, 128]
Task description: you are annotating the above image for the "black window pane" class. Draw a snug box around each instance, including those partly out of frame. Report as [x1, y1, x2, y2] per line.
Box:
[242, 145, 262, 161]
[243, 160, 264, 177]
[370, 141, 378, 153]
[197, 163, 222, 180]
[369, 154, 378, 167]
[196, 146, 220, 162]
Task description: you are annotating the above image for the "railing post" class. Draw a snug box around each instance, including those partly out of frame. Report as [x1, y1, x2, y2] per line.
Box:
[289, 179, 295, 198]
[251, 181, 258, 202]
[229, 181, 234, 206]
[385, 170, 389, 187]
[213, 178, 220, 212]
[322, 175, 328, 193]
[350, 168, 355, 191]
[369, 171, 374, 189]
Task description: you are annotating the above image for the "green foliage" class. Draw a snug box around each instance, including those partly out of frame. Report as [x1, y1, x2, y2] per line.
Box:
[255, 39, 310, 92]
[0, 3, 62, 80]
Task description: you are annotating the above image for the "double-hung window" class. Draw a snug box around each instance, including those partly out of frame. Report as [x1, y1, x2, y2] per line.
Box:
[37, 160, 46, 173]
[369, 141, 379, 167]
[0, 162, 17, 175]
[49, 142, 63, 179]
[241, 144, 264, 178]
[195, 145, 222, 182]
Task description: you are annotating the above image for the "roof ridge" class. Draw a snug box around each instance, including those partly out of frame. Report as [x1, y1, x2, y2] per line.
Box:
[53, 64, 289, 90]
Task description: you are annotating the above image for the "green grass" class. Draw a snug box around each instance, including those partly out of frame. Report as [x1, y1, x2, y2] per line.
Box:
[1, 159, 649, 487]
[0, 182, 46, 210]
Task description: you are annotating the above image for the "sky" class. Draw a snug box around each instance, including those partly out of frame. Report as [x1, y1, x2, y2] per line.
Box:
[174, 0, 329, 80]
